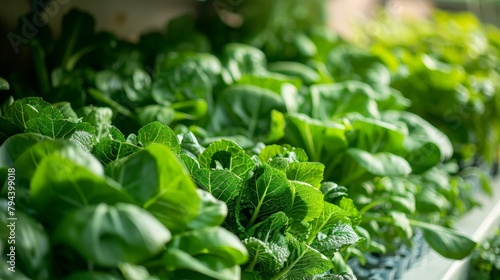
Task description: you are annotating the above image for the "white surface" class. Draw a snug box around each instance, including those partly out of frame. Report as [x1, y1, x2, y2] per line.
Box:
[403, 175, 500, 280]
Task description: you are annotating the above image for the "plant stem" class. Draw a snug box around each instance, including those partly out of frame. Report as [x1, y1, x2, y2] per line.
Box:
[359, 199, 384, 215]
[246, 256, 258, 272]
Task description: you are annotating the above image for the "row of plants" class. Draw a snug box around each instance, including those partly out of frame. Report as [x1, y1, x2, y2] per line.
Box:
[0, 3, 498, 279]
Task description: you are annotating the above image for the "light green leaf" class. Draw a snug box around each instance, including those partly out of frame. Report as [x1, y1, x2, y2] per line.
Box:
[272, 235, 333, 280]
[338, 198, 362, 227]
[244, 212, 290, 273]
[81, 106, 113, 140]
[0, 133, 49, 167]
[287, 162, 325, 189]
[118, 263, 156, 280]
[308, 202, 351, 244]
[345, 148, 412, 178]
[0, 77, 9, 90]
[246, 165, 294, 227]
[188, 189, 228, 229]
[259, 144, 308, 163]
[107, 144, 199, 234]
[390, 211, 413, 239]
[199, 139, 255, 179]
[135, 105, 175, 126]
[308, 81, 379, 120]
[26, 116, 95, 139]
[284, 113, 348, 163]
[30, 153, 132, 222]
[162, 248, 241, 280]
[288, 181, 324, 222]
[137, 121, 180, 152]
[192, 169, 242, 205]
[311, 223, 360, 256]
[4, 97, 60, 130]
[92, 139, 141, 165]
[168, 226, 248, 266]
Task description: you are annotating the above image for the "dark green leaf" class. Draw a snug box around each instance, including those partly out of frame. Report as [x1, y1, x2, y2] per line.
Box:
[411, 220, 477, 260]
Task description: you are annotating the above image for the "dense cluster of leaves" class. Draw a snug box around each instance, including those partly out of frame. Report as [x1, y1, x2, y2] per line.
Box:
[0, 3, 497, 280]
[469, 228, 500, 280]
[351, 11, 500, 167]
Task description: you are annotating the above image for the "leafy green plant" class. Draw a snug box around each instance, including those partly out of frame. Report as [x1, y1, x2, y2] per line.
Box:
[351, 11, 500, 168]
[469, 228, 500, 280]
[2, 4, 497, 279]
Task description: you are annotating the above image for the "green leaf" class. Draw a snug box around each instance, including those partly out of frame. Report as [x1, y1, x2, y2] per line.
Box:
[92, 139, 141, 165]
[272, 235, 333, 280]
[209, 85, 286, 141]
[349, 117, 406, 155]
[58, 9, 96, 70]
[156, 51, 222, 86]
[268, 62, 321, 85]
[30, 152, 132, 222]
[199, 139, 255, 179]
[123, 69, 151, 102]
[118, 263, 156, 280]
[342, 148, 411, 183]
[410, 220, 477, 260]
[311, 223, 360, 256]
[237, 73, 302, 95]
[244, 237, 286, 273]
[26, 115, 95, 139]
[246, 165, 294, 227]
[188, 189, 228, 229]
[0, 117, 21, 144]
[286, 162, 325, 189]
[382, 111, 453, 173]
[162, 248, 241, 280]
[321, 182, 348, 204]
[0, 77, 9, 90]
[389, 211, 413, 239]
[55, 203, 171, 267]
[338, 198, 362, 227]
[192, 169, 242, 205]
[284, 113, 348, 163]
[152, 64, 212, 108]
[137, 121, 180, 152]
[259, 144, 308, 163]
[222, 43, 267, 83]
[415, 186, 450, 213]
[80, 106, 113, 140]
[4, 97, 55, 130]
[244, 212, 290, 273]
[107, 144, 200, 233]
[52, 102, 79, 120]
[0, 133, 49, 167]
[135, 105, 175, 126]
[168, 226, 248, 265]
[69, 130, 98, 152]
[308, 202, 351, 244]
[307, 81, 380, 120]
[288, 181, 324, 222]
